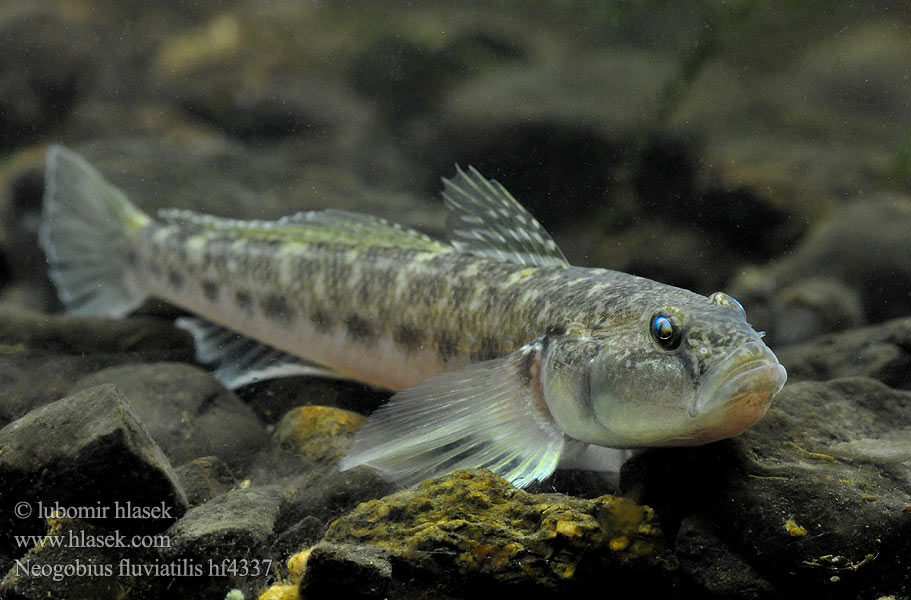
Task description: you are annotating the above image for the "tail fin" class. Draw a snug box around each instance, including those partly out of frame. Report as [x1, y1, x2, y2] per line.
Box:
[39, 145, 152, 316]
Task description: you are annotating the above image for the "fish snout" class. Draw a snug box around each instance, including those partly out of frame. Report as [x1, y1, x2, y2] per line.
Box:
[692, 341, 787, 419]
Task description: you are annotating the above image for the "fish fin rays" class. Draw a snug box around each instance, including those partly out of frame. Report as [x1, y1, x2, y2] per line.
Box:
[159, 208, 448, 252]
[441, 165, 570, 269]
[176, 317, 343, 388]
[39, 145, 152, 317]
[339, 340, 567, 488]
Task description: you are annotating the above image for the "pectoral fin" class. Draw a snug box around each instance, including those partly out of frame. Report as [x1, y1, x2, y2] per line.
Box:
[339, 339, 570, 488]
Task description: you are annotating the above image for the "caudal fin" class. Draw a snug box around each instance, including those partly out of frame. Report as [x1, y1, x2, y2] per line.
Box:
[39, 145, 152, 316]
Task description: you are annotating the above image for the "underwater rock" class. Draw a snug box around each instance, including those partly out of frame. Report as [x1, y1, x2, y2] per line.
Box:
[729, 197, 911, 345]
[160, 486, 282, 596]
[164, 487, 282, 562]
[0, 304, 192, 356]
[275, 405, 366, 463]
[674, 516, 775, 599]
[271, 468, 396, 555]
[670, 18, 911, 219]
[241, 376, 389, 425]
[0, 515, 157, 600]
[626, 377, 911, 598]
[175, 456, 238, 508]
[314, 469, 675, 595]
[0, 304, 194, 427]
[71, 363, 269, 472]
[0, 9, 95, 151]
[0, 384, 188, 545]
[300, 543, 392, 600]
[747, 278, 865, 347]
[777, 317, 911, 390]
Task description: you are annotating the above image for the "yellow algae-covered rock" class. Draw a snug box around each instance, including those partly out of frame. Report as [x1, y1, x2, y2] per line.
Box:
[275, 406, 366, 462]
[256, 549, 310, 600]
[286, 549, 311, 581]
[319, 469, 674, 590]
[257, 583, 298, 600]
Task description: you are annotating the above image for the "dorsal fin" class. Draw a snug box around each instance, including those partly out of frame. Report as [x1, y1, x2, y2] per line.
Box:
[158, 208, 450, 252]
[441, 165, 569, 268]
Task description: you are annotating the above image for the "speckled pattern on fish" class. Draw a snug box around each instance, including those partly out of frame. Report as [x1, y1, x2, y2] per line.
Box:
[39, 147, 787, 488]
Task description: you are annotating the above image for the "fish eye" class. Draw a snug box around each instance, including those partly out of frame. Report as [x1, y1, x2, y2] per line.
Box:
[649, 312, 682, 351]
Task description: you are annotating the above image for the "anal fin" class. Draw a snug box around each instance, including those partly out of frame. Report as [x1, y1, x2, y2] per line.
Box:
[176, 317, 341, 388]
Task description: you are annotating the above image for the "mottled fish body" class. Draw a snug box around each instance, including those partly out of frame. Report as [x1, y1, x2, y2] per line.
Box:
[40, 146, 787, 488]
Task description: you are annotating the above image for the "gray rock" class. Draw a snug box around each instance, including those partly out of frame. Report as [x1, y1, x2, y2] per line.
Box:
[164, 487, 281, 561]
[71, 363, 268, 472]
[746, 278, 865, 347]
[0, 8, 97, 150]
[625, 377, 911, 597]
[174, 456, 237, 508]
[674, 517, 775, 599]
[0, 304, 194, 427]
[670, 18, 911, 218]
[300, 542, 392, 600]
[160, 486, 282, 596]
[0, 384, 188, 546]
[0, 304, 192, 356]
[777, 317, 911, 390]
[730, 197, 911, 345]
[273, 468, 395, 553]
[0, 516, 158, 600]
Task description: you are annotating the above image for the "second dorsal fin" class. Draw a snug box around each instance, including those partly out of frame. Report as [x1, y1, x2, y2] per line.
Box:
[441, 166, 569, 268]
[158, 208, 450, 252]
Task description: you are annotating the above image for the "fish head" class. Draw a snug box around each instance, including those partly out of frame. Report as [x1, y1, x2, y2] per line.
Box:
[542, 291, 787, 448]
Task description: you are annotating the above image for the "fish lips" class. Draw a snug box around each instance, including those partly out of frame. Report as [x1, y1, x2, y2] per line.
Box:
[690, 341, 787, 438]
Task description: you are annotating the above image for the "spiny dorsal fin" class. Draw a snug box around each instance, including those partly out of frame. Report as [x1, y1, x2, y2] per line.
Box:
[158, 208, 450, 252]
[441, 165, 569, 268]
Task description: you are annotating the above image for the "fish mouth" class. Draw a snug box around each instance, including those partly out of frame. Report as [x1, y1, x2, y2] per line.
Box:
[690, 341, 787, 438]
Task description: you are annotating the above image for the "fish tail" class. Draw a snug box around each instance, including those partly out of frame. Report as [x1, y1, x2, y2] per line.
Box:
[39, 145, 152, 316]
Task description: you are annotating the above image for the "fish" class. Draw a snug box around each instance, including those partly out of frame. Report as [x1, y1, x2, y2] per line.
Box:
[39, 145, 787, 488]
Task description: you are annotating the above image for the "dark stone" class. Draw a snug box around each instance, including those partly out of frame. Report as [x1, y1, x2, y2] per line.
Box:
[300, 542, 392, 600]
[675, 516, 776, 599]
[0, 384, 188, 552]
[0, 516, 159, 599]
[272, 468, 396, 554]
[730, 197, 911, 345]
[71, 363, 269, 472]
[0, 304, 193, 356]
[777, 317, 911, 390]
[239, 376, 390, 425]
[174, 457, 237, 508]
[159, 486, 282, 596]
[0, 305, 195, 428]
[0, 11, 92, 151]
[624, 377, 911, 598]
[163, 487, 281, 562]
